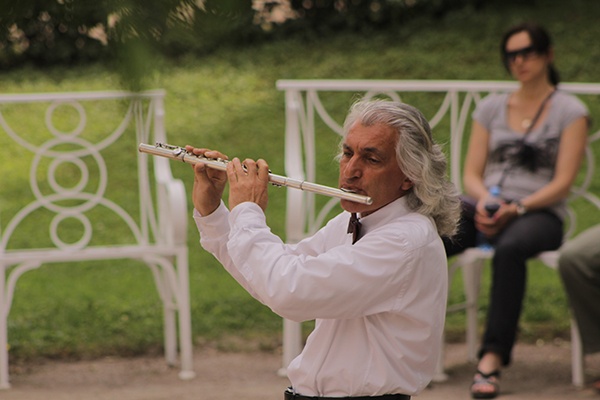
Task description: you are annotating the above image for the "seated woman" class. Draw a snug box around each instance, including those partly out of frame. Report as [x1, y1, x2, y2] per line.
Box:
[444, 22, 589, 399]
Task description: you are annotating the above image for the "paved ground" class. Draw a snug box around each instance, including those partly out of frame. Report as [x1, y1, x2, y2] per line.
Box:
[3, 341, 600, 399]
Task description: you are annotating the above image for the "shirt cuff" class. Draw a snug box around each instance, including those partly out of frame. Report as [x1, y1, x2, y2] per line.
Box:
[228, 202, 266, 230]
[193, 200, 229, 236]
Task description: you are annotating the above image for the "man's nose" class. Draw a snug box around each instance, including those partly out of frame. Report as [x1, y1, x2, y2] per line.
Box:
[342, 157, 362, 179]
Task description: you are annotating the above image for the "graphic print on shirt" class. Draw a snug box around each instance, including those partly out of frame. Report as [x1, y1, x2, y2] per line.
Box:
[490, 136, 559, 173]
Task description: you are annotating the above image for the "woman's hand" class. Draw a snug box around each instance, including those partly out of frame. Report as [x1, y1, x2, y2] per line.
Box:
[186, 145, 228, 216]
[226, 157, 270, 212]
[474, 197, 519, 238]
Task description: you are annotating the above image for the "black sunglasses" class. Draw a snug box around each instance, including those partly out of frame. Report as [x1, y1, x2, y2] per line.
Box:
[504, 45, 538, 63]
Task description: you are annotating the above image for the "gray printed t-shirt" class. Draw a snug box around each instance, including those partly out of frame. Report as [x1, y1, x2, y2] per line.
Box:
[473, 90, 588, 220]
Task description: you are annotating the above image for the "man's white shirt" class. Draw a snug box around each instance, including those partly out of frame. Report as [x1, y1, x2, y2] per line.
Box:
[194, 197, 448, 396]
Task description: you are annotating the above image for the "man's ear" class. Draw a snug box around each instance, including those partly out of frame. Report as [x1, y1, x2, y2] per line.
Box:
[400, 177, 413, 191]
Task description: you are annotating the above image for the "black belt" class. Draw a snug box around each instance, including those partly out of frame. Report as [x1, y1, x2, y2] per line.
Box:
[284, 390, 410, 400]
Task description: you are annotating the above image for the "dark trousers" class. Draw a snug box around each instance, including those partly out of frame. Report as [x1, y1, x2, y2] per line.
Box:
[444, 206, 563, 366]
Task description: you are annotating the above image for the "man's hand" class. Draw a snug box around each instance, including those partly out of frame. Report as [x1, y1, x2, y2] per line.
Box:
[186, 145, 228, 216]
[226, 157, 269, 212]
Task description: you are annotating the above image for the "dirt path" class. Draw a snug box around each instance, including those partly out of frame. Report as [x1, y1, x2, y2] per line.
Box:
[3, 342, 600, 399]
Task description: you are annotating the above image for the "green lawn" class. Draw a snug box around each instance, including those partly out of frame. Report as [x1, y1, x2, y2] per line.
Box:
[1, 0, 600, 362]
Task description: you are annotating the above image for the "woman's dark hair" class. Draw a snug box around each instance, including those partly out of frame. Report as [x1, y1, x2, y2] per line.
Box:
[500, 22, 560, 86]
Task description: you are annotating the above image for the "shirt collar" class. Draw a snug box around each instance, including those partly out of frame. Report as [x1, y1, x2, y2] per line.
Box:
[357, 197, 411, 237]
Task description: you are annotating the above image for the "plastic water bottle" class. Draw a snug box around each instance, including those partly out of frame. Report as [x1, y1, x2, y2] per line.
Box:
[477, 185, 501, 251]
[484, 185, 502, 217]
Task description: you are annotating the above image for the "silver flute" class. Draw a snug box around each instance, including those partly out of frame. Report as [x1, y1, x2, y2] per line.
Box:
[138, 143, 373, 205]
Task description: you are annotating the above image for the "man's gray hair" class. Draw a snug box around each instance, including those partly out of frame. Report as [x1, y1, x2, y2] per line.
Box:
[341, 98, 461, 237]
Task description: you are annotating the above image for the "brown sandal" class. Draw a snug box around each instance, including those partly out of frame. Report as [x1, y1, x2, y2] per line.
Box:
[470, 369, 500, 399]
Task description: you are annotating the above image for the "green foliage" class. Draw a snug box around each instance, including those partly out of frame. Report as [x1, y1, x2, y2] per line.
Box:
[283, 0, 481, 36]
[1, 0, 600, 362]
[0, 1, 111, 69]
[0, 0, 522, 73]
[0, 0, 257, 74]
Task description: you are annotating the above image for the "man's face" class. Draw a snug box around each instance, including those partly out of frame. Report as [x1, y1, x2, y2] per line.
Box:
[338, 122, 413, 216]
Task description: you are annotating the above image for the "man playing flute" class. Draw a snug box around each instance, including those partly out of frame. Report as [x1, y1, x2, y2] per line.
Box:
[187, 99, 461, 400]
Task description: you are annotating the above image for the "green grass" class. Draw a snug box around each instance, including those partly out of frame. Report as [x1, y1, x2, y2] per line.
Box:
[2, 1, 600, 362]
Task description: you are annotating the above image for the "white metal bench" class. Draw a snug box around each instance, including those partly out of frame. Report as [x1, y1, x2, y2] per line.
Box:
[276, 79, 600, 386]
[0, 90, 195, 389]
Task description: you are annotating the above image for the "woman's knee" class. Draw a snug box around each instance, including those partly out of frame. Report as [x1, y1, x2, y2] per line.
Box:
[493, 240, 528, 264]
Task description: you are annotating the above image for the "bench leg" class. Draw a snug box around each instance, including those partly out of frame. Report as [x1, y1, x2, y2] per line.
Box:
[570, 317, 585, 387]
[462, 260, 484, 362]
[279, 319, 302, 377]
[1, 268, 10, 389]
[176, 254, 195, 380]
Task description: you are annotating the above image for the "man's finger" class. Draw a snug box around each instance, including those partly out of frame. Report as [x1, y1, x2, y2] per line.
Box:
[256, 159, 270, 182]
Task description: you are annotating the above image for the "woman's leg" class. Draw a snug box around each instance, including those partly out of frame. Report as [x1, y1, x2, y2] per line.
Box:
[479, 211, 563, 366]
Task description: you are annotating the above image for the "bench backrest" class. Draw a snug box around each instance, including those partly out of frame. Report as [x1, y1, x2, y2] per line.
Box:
[276, 80, 600, 241]
[0, 90, 186, 257]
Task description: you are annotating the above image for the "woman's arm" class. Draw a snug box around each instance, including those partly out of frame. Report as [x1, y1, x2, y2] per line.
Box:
[463, 120, 491, 201]
[464, 121, 510, 237]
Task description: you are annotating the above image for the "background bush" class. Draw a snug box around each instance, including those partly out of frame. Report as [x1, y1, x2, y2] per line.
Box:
[1, 0, 519, 71]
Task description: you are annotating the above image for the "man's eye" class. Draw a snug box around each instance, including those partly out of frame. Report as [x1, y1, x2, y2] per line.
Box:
[368, 158, 380, 163]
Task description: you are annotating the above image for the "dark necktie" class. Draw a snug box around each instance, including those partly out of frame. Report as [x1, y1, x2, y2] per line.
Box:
[347, 212, 362, 244]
